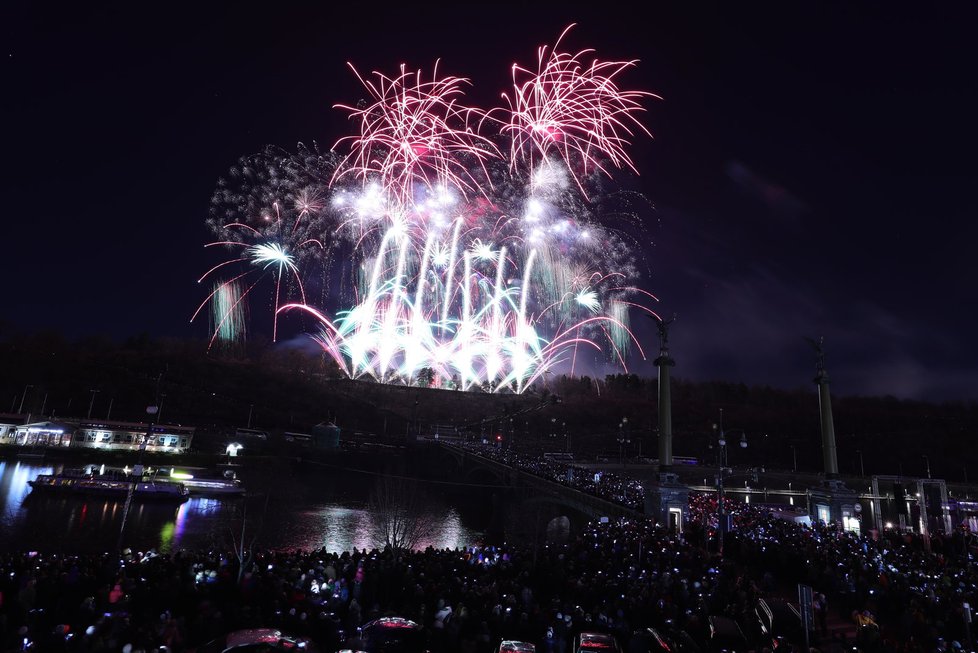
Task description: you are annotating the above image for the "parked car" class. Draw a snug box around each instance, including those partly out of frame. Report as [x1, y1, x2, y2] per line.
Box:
[495, 641, 536, 653]
[628, 627, 701, 653]
[195, 628, 320, 652]
[705, 616, 747, 652]
[356, 617, 427, 653]
[573, 631, 622, 653]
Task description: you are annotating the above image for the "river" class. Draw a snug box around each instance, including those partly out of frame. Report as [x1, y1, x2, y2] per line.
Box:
[0, 458, 486, 554]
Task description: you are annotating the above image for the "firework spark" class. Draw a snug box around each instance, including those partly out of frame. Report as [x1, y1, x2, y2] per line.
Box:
[501, 24, 659, 196]
[333, 62, 500, 206]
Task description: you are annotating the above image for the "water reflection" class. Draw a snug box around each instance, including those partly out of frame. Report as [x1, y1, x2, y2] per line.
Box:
[0, 461, 482, 554]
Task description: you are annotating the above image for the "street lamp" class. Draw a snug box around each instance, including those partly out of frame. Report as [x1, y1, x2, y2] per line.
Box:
[87, 389, 100, 420]
[118, 403, 157, 550]
[618, 417, 630, 467]
[713, 411, 747, 554]
[17, 385, 33, 414]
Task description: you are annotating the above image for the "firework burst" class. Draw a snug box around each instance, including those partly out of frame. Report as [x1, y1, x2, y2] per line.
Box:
[500, 24, 659, 196]
[196, 27, 661, 392]
[333, 62, 500, 206]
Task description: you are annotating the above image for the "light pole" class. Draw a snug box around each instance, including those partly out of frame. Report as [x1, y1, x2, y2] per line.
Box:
[17, 385, 33, 414]
[87, 389, 99, 420]
[618, 417, 630, 467]
[118, 403, 157, 550]
[923, 455, 932, 479]
[714, 411, 747, 554]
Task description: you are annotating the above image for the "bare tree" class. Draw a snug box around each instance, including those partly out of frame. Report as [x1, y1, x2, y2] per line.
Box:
[228, 495, 268, 583]
[369, 477, 434, 552]
[226, 458, 288, 582]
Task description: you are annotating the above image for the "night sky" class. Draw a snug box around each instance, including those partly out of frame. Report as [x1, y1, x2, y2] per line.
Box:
[6, 5, 976, 401]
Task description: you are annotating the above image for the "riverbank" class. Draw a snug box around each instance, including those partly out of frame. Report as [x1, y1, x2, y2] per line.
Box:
[0, 441, 396, 470]
[0, 443, 223, 468]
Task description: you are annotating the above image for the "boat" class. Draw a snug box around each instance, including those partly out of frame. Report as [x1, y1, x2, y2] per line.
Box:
[28, 468, 190, 502]
[163, 467, 246, 497]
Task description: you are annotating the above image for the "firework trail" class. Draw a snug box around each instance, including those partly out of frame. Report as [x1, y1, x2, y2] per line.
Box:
[197, 26, 660, 392]
[210, 279, 247, 348]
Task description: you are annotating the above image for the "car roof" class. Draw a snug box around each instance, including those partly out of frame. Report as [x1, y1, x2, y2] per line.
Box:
[364, 617, 421, 630]
[225, 629, 287, 648]
[499, 641, 536, 653]
[577, 632, 618, 649]
[644, 627, 702, 653]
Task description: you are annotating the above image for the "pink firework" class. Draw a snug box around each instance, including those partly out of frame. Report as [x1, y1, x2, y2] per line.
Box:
[333, 62, 500, 205]
[502, 24, 658, 195]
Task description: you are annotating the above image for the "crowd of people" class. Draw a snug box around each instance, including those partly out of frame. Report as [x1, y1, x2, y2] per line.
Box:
[454, 440, 646, 511]
[451, 441, 978, 651]
[1, 443, 976, 653]
[0, 518, 777, 653]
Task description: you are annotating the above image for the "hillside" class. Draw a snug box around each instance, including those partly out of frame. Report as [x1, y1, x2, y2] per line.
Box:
[1, 331, 975, 480]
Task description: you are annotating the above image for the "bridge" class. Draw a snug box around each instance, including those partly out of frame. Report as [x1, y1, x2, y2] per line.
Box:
[431, 441, 643, 523]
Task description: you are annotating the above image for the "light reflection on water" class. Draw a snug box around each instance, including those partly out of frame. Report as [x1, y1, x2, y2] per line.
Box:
[0, 461, 483, 554]
[286, 504, 468, 553]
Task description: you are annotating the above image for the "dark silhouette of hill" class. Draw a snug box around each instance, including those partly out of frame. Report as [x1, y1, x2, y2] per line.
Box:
[1, 330, 974, 481]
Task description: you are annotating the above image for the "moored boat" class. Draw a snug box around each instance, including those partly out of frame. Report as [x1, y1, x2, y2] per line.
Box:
[163, 467, 246, 497]
[28, 469, 190, 502]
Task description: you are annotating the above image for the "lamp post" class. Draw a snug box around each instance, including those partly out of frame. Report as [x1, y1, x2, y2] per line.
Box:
[118, 403, 156, 550]
[118, 371, 164, 550]
[87, 389, 100, 420]
[618, 417, 630, 468]
[714, 410, 747, 554]
[17, 385, 33, 414]
[923, 455, 932, 480]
